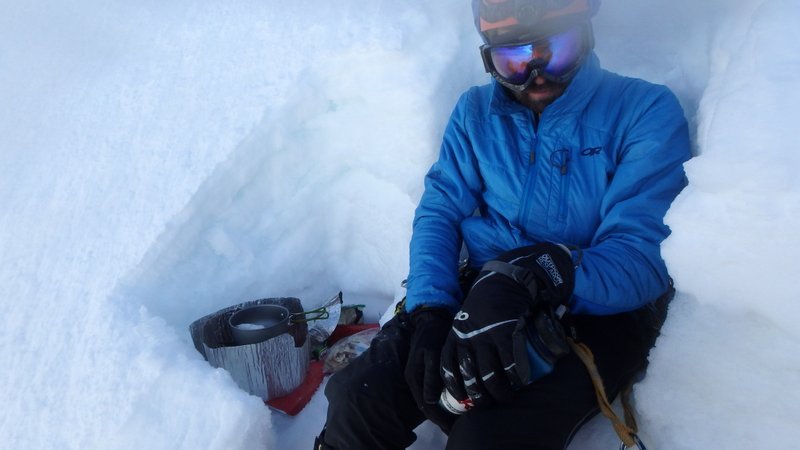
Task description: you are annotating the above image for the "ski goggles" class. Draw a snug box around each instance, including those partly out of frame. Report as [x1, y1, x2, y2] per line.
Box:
[480, 25, 588, 91]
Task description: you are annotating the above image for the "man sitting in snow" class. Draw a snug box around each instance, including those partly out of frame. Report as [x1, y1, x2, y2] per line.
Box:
[316, 0, 691, 448]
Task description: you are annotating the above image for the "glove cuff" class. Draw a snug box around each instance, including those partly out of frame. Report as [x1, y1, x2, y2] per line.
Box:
[482, 243, 576, 307]
[533, 242, 575, 287]
[480, 260, 540, 302]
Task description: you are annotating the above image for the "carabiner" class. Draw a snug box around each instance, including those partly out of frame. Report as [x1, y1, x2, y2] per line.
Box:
[619, 433, 647, 450]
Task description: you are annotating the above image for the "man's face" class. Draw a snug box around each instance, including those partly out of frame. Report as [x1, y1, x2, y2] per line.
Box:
[512, 75, 568, 114]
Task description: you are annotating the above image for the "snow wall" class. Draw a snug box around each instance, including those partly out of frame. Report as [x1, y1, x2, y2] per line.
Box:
[1, 0, 798, 449]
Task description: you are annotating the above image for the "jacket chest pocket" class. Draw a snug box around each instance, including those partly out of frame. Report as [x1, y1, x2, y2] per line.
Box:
[521, 147, 572, 231]
[521, 145, 611, 244]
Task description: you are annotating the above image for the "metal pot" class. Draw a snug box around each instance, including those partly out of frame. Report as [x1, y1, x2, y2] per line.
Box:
[228, 304, 292, 345]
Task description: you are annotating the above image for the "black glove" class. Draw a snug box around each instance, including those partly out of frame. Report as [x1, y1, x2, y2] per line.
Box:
[490, 242, 575, 308]
[404, 307, 454, 414]
[440, 243, 574, 409]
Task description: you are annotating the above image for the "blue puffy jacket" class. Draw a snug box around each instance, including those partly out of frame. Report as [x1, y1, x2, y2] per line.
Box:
[406, 52, 691, 316]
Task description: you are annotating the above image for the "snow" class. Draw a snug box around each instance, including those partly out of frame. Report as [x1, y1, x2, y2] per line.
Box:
[1, 0, 798, 449]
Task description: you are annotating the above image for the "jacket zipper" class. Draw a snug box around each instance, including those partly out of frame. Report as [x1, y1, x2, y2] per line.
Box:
[519, 111, 538, 227]
[550, 149, 570, 221]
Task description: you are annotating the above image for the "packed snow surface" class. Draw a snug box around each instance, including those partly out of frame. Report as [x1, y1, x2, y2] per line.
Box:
[1, 0, 799, 449]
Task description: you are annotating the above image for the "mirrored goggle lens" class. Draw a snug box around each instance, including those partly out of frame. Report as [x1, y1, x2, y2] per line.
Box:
[489, 27, 584, 84]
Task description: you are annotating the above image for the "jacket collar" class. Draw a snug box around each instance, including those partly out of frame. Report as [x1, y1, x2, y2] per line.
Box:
[488, 51, 603, 117]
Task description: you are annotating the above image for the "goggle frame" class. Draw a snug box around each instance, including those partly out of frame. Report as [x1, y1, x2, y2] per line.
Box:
[480, 23, 593, 91]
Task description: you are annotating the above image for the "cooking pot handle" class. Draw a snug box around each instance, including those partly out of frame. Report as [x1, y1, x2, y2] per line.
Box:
[289, 306, 330, 323]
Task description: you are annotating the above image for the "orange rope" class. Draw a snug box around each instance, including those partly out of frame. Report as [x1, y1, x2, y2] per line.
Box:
[567, 338, 640, 448]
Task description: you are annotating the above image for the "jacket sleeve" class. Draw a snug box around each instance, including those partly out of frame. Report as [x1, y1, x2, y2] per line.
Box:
[570, 87, 692, 314]
[405, 92, 483, 314]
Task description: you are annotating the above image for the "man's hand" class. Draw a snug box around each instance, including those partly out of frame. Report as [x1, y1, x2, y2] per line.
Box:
[440, 243, 575, 409]
[404, 307, 453, 413]
[440, 281, 528, 409]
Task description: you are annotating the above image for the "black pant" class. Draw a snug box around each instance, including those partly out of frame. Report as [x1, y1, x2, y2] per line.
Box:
[320, 298, 666, 450]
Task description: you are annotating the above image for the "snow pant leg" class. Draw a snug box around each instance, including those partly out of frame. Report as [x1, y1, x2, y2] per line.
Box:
[321, 314, 426, 450]
[445, 309, 653, 450]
